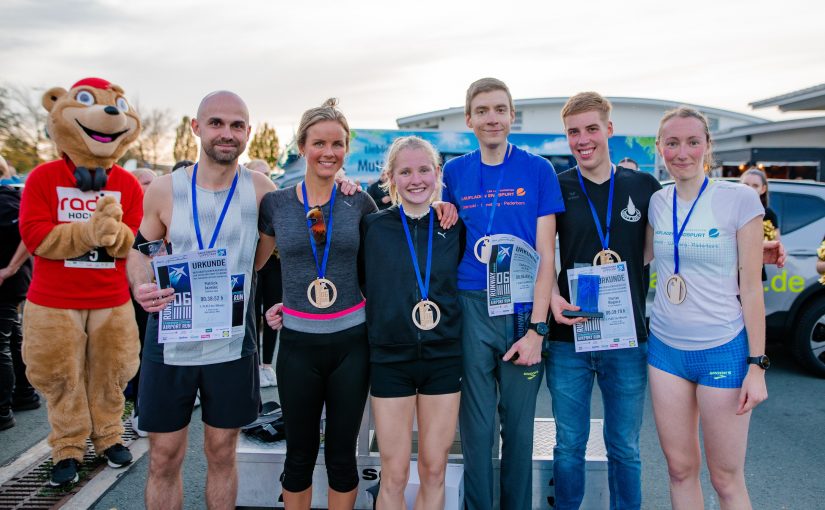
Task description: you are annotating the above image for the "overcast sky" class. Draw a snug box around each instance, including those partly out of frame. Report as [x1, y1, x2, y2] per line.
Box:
[2, 0, 823, 158]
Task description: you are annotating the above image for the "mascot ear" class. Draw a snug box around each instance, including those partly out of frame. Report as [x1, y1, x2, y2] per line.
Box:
[42, 87, 67, 112]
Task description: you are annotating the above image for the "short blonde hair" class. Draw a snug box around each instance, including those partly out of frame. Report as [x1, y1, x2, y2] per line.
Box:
[465, 78, 514, 116]
[657, 106, 715, 170]
[297, 98, 350, 152]
[561, 92, 612, 122]
[381, 136, 442, 205]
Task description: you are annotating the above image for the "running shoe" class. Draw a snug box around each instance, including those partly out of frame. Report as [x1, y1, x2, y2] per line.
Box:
[263, 366, 277, 387]
[130, 410, 148, 438]
[12, 393, 41, 411]
[50, 459, 79, 486]
[103, 443, 133, 468]
[0, 411, 15, 431]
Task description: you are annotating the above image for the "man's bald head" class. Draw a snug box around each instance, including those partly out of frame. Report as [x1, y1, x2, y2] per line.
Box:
[196, 90, 249, 123]
[192, 90, 252, 166]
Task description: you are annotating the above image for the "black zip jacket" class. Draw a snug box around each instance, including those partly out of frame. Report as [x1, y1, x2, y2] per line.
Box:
[361, 206, 465, 363]
[0, 186, 32, 304]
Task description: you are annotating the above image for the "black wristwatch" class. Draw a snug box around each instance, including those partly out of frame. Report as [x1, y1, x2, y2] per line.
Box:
[747, 355, 771, 370]
[528, 321, 549, 336]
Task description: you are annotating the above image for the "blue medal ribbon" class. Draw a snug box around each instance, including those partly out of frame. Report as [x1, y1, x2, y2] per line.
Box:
[191, 162, 239, 250]
[399, 205, 434, 302]
[301, 182, 336, 279]
[672, 176, 709, 274]
[478, 144, 513, 239]
[576, 165, 615, 253]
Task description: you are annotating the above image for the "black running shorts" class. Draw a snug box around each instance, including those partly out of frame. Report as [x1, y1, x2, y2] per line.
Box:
[138, 355, 259, 432]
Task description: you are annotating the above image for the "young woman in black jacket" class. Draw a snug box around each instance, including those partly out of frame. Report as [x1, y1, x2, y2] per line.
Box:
[361, 136, 464, 509]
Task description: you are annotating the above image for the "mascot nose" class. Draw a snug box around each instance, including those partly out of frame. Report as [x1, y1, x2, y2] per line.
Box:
[104, 106, 119, 115]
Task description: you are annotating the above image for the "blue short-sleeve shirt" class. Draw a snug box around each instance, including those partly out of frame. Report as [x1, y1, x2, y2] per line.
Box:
[442, 145, 564, 290]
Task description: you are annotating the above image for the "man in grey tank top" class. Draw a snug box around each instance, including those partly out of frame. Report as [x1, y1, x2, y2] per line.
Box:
[126, 91, 276, 510]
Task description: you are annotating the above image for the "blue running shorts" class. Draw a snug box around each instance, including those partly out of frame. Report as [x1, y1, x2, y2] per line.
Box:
[648, 329, 748, 388]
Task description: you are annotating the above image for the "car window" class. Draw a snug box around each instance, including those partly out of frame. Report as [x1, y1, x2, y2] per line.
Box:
[770, 191, 825, 235]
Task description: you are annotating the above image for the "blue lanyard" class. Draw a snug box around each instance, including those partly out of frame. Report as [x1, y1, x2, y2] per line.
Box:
[672, 177, 709, 274]
[301, 182, 336, 279]
[399, 205, 434, 301]
[478, 144, 512, 238]
[191, 162, 239, 250]
[576, 165, 615, 252]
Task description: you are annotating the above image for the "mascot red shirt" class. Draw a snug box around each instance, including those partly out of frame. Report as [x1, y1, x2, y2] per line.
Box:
[19, 77, 142, 485]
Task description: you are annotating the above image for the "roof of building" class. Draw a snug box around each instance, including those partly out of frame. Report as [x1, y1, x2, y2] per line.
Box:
[713, 115, 825, 140]
[397, 96, 768, 126]
[749, 83, 825, 111]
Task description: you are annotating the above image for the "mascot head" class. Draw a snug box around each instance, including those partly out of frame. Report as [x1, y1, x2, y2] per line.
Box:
[42, 78, 141, 169]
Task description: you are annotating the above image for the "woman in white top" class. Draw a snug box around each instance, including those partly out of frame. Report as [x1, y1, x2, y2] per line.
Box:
[647, 106, 768, 510]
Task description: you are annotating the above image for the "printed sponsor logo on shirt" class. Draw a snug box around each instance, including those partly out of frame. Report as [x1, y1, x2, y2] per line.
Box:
[56, 187, 121, 222]
[620, 197, 642, 223]
[516, 187, 526, 197]
[708, 228, 720, 238]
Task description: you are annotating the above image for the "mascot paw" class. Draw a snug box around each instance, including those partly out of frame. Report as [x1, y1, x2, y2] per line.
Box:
[89, 196, 123, 247]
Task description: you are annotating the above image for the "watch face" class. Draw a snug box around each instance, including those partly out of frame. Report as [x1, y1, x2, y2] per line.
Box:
[759, 355, 771, 369]
[536, 322, 549, 335]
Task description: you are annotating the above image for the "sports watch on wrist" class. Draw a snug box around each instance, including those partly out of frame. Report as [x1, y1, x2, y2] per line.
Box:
[528, 321, 549, 336]
[747, 355, 771, 370]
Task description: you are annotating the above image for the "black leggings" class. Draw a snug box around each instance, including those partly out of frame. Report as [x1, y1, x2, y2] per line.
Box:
[256, 256, 282, 364]
[276, 324, 369, 493]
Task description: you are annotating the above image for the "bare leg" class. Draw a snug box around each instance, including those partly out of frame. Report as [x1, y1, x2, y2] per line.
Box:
[328, 487, 358, 510]
[414, 392, 459, 510]
[145, 428, 188, 510]
[697, 386, 753, 510]
[649, 366, 704, 510]
[372, 395, 416, 510]
[283, 487, 312, 509]
[204, 424, 241, 509]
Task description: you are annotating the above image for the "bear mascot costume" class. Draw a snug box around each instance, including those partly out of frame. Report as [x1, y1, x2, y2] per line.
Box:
[19, 77, 142, 486]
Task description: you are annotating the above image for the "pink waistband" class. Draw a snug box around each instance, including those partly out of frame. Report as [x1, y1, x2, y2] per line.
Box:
[282, 300, 366, 320]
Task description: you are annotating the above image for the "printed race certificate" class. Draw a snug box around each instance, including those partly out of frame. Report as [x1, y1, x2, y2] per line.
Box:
[153, 248, 232, 343]
[486, 234, 540, 317]
[568, 261, 638, 352]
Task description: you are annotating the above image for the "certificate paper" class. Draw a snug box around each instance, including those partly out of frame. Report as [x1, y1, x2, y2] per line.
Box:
[567, 262, 638, 352]
[486, 234, 540, 317]
[153, 248, 232, 343]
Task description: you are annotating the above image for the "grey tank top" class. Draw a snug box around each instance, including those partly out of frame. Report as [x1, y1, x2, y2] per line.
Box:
[148, 166, 258, 366]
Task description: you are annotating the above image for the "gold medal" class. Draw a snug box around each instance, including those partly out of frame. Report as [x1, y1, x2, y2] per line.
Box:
[665, 274, 687, 305]
[593, 249, 622, 266]
[307, 278, 337, 309]
[412, 300, 441, 331]
[474, 236, 492, 264]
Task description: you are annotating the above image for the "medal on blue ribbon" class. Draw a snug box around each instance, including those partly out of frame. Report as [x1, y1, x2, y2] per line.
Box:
[399, 205, 440, 330]
[191, 162, 239, 250]
[666, 176, 709, 305]
[473, 144, 512, 264]
[302, 182, 338, 308]
[576, 165, 621, 266]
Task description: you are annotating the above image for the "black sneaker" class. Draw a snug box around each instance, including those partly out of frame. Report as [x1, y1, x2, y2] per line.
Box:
[0, 411, 15, 431]
[103, 443, 133, 468]
[50, 459, 79, 486]
[12, 393, 41, 411]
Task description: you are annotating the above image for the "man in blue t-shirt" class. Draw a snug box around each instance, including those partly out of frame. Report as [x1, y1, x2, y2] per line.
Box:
[442, 77, 564, 510]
